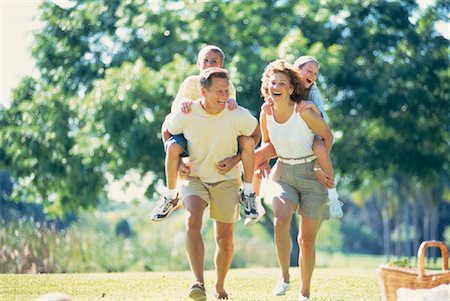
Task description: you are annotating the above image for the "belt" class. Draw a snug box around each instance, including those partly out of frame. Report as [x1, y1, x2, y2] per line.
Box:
[278, 154, 317, 165]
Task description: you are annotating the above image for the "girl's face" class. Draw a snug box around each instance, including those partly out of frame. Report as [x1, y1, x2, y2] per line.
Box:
[268, 72, 294, 103]
[298, 61, 319, 89]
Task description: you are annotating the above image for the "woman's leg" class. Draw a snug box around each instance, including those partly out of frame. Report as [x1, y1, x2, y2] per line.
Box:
[297, 216, 321, 298]
[273, 197, 297, 283]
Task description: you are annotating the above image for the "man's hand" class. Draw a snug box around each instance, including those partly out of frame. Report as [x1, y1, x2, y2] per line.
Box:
[296, 101, 321, 116]
[180, 100, 193, 114]
[178, 161, 191, 178]
[216, 155, 239, 174]
[226, 98, 238, 110]
[261, 102, 274, 115]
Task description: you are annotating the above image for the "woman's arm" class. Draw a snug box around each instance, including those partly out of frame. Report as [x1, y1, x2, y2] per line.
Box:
[300, 109, 334, 152]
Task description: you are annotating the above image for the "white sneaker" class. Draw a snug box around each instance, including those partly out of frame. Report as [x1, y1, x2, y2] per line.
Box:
[244, 199, 266, 227]
[272, 281, 290, 296]
[298, 295, 310, 301]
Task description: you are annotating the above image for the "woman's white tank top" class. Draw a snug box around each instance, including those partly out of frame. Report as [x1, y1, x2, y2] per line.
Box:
[266, 104, 315, 159]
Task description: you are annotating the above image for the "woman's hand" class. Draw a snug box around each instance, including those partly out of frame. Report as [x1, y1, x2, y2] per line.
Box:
[296, 101, 321, 116]
[254, 161, 271, 179]
[261, 102, 274, 115]
[313, 162, 334, 188]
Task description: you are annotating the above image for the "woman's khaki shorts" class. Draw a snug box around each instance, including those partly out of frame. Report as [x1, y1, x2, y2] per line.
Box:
[268, 161, 329, 220]
[180, 177, 241, 223]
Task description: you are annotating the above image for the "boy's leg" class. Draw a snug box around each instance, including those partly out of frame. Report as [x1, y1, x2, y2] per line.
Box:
[238, 136, 258, 219]
[150, 135, 188, 221]
[244, 143, 276, 226]
[312, 137, 334, 189]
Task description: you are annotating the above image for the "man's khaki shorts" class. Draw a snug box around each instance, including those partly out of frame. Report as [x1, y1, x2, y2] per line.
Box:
[268, 161, 329, 220]
[181, 177, 241, 223]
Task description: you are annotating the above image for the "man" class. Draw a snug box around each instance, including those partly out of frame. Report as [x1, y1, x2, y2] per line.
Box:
[162, 67, 260, 300]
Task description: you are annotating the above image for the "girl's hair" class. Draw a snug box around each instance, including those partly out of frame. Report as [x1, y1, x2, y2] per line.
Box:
[260, 59, 307, 103]
[293, 55, 320, 69]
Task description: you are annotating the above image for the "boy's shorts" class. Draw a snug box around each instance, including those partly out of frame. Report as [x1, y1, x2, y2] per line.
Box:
[180, 177, 241, 223]
[268, 161, 329, 220]
[165, 134, 189, 157]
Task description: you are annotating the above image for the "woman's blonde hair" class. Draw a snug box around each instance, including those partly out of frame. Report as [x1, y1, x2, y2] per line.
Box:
[260, 59, 307, 103]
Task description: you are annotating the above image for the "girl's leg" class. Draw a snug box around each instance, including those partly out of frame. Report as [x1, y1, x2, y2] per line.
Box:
[312, 137, 334, 188]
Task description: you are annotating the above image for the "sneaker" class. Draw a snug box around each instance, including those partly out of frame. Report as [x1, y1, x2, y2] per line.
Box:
[149, 195, 179, 222]
[188, 283, 206, 301]
[241, 192, 258, 219]
[327, 188, 343, 219]
[298, 295, 310, 301]
[244, 199, 266, 227]
[272, 281, 290, 296]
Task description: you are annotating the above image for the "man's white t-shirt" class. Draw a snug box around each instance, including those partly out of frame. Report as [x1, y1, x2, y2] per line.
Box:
[165, 101, 257, 183]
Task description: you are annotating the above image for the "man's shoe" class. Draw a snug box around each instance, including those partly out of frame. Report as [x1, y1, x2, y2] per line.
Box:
[244, 199, 266, 227]
[272, 281, 290, 296]
[188, 283, 206, 301]
[241, 192, 258, 219]
[149, 195, 179, 222]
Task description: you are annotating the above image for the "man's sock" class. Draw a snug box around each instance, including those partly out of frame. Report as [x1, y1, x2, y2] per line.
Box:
[243, 182, 253, 196]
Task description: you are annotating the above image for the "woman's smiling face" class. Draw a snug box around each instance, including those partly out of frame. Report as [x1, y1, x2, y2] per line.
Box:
[268, 72, 294, 102]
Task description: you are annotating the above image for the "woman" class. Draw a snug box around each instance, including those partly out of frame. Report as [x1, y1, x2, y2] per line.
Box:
[257, 60, 333, 300]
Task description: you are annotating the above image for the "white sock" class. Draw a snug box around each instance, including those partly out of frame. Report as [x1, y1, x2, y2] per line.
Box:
[167, 189, 178, 199]
[243, 182, 253, 196]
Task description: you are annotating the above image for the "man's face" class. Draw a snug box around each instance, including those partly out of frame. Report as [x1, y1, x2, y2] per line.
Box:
[197, 50, 223, 70]
[203, 77, 230, 112]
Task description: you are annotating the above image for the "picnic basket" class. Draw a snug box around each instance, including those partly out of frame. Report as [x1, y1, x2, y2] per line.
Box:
[378, 240, 450, 301]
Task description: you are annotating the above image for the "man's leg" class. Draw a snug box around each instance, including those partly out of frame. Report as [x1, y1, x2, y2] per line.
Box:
[213, 220, 234, 299]
[184, 195, 208, 286]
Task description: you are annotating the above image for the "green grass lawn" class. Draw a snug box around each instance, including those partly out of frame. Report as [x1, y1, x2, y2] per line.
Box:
[0, 266, 382, 301]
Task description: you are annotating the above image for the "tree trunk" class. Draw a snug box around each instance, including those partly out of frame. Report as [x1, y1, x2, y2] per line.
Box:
[412, 199, 419, 264]
[381, 190, 391, 262]
[404, 199, 411, 260]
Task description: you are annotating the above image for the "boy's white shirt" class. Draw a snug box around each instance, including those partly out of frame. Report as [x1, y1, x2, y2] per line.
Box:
[171, 75, 237, 112]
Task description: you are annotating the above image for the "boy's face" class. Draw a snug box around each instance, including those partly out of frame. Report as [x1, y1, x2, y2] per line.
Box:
[202, 77, 230, 112]
[298, 62, 319, 89]
[197, 50, 224, 70]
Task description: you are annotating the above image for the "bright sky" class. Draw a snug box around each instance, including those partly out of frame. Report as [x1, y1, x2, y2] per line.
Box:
[1, 0, 449, 109]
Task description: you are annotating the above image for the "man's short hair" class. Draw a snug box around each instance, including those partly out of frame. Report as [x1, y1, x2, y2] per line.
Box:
[200, 67, 229, 89]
